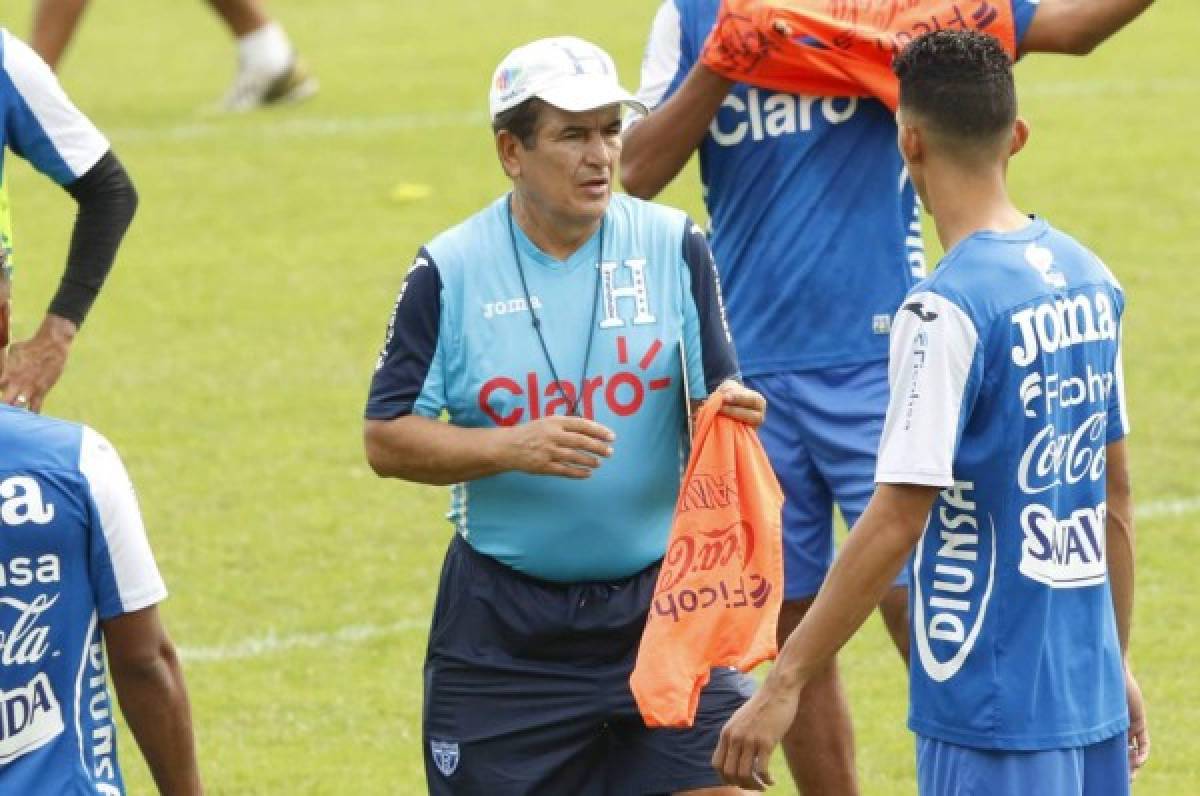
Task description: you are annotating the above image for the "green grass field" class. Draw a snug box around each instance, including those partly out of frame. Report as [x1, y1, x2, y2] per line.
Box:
[3, 1, 1197, 792]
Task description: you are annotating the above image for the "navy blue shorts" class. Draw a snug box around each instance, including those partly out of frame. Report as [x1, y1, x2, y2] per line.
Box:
[422, 534, 755, 795]
[747, 363, 908, 600]
[917, 734, 1131, 796]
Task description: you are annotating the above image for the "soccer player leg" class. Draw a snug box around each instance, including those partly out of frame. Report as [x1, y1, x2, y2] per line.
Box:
[804, 361, 910, 660]
[422, 536, 606, 796]
[609, 666, 756, 795]
[917, 736, 1094, 796]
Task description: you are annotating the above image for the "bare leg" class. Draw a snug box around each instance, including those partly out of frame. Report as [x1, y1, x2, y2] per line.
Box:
[205, 0, 271, 37]
[30, 0, 90, 71]
[777, 597, 859, 796]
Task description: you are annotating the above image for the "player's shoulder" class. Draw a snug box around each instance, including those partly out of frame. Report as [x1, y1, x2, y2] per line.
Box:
[0, 408, 86, 474]
[610, 191, 689, 233]
[422, 195, 509, 282]
[1039, 221, 1124, 295]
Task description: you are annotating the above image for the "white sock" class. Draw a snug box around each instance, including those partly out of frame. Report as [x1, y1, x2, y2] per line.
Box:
[237, 21, 292, 77]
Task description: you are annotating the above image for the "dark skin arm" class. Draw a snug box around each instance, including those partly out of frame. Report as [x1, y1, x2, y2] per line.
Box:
[1021, 0, 1155, 56]
[1105, 440, 1149, 778]
[103, 606, 203, 795]
[713, 483, 937, 790]
[620, 65, 732, 200]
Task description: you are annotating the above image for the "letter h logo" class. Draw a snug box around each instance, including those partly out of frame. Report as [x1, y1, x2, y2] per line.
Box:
[600, 259, 656, 329]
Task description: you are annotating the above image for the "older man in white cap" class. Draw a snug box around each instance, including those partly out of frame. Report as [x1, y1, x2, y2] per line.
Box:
[364, 35, 765, 795]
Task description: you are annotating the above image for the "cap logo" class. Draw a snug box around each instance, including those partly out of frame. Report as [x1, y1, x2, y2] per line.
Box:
[552, 42, 610, 77]
[495, 67, 522, 92]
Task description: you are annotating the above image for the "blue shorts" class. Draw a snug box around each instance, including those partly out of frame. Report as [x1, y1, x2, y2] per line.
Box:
[746, 362, 907, 600]
[917, 734, 1130, 796]
[422, 534, 755, 795]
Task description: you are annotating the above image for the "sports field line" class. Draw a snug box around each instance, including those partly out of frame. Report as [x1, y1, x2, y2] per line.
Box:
[105, 77, 1193, 146]
[179, 618, 427, 664]
[177, 496, 1198, 665]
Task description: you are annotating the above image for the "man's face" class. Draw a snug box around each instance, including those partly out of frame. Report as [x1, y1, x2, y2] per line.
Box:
[508, 103, 623, 228]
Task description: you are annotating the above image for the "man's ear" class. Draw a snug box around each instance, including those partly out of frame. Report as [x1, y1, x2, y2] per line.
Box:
[1010, 116, 1030, 157]
[898, 121, 924, 166]
[0, 299, 10, 350]
[495, 130, 523, 180]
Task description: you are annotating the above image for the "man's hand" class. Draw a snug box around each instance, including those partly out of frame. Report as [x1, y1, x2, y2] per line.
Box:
[716, 380, 766, 427]
[0, 314, 76, 412]
[712, 671, 800, 790]
[500, 416, 615, 479]
[1126, 666, 1150, 780]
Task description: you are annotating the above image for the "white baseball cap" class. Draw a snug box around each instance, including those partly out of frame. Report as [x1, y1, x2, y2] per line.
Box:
[489, 36, 646, 121]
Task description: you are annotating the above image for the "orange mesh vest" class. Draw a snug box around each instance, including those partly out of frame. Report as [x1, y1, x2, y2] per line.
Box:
[630, 397, 784, 728]
[702, 0, 1018, 110]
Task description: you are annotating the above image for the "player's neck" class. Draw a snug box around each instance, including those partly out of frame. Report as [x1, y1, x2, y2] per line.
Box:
[510, 191, 601, 261]
[925, 162, 1029, 253]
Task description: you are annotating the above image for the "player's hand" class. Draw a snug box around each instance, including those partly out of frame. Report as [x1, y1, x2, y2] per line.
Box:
[0, 314, 76, 413]
[716, 380, 766, 428]
[1125, 666, 1149, 780]
[501, 416, 615, 479]
[712, 673, 799, 790]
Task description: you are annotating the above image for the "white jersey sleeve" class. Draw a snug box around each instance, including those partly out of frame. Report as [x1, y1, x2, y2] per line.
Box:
[876, 291, 982, 487]
[1, 28, 109, 184]
[78, 426, 167, 618]
[626, 1, 686, 127]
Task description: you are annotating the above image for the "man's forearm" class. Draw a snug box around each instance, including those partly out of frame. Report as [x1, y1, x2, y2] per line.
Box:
[1106, 443, 1136, 658]
[1022, 0, 1154, 56]
[364, 415, 509, 485]
[110, 646, 202, 795]
[52, 151, 138, 326]
[620, 65, 732, 199]
[768, 484, 935, 692]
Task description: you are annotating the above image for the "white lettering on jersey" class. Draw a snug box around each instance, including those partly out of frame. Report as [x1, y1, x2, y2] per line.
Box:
[1019, 501, 1108, 588]
[599, 259, 656, 329]
[1019, 365, 1114, 418]
[1018, 411, 1107, 496]
[0, 476, 55, 526]
[0, 672, 64, 765]
[86, 639, 119, 788]
[913, 482, 996, 683]
[483, 295, 542, 320]
[710, 90, 858, 147]
[1010, 292, 1116, 368]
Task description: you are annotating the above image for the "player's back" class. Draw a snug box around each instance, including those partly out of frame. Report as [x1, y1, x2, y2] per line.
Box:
[893, 218, 1129, 750]
[0, 406, 162, 794]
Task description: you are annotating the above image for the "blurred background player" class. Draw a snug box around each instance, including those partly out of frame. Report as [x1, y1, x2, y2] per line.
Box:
[30, 0, 317, 111]
[622, 0, 1153, 791]
[714, 29, 1147, 795]
[0, 255, 203, 794]
[364, 35, 766, 795]
[0, 27, 137, 412]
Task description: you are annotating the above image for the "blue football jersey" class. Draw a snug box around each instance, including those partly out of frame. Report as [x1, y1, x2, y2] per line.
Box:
[876, 218, 1129, 750]
[366, 193, 739, 582]
[0, 407, 167, 793]
[631, 0, 1039, 375]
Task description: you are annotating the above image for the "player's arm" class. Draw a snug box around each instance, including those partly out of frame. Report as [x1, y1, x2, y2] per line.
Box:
[0, 31, 137, 411]
[1106, 439, 1134, 659]
[713, 481, 934, 789]
[1020, 0, 1154, 56]
[620, 2, 733, 199]
[677, 219, 764, 427]
[362, 249, 614, 484]
[714, 291, 981, 789]
[79, 426, 202, 794]
[103, 606, 203, 796]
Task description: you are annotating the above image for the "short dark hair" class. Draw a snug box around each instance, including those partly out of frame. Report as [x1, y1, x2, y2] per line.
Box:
[893, 30, 1016, 144]
[492, 97, 546, 149]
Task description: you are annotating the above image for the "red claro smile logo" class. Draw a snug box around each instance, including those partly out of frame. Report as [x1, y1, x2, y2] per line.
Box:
[479, 336, 672, 426]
